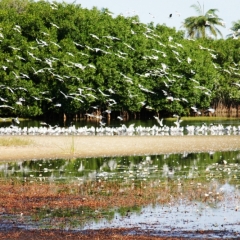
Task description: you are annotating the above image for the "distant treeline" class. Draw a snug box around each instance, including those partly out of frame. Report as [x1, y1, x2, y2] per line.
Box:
[0, 0, 240, 122]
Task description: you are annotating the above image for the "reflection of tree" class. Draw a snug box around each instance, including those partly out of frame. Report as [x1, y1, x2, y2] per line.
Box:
[117, 205, 142, 217]
[0, 151, 240, 185]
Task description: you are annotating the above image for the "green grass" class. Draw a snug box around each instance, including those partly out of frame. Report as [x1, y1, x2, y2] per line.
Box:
[0, 117, 29, 122]
[0, 137, 32, 146]
[166, 116, 239, 121]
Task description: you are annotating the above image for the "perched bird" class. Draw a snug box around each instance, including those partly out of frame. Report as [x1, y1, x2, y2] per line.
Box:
[205, 108, 215, 114]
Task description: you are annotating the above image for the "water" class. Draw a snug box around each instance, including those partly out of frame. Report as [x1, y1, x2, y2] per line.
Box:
[0, 151, 240, 238]
[0, 118, 239, 129]
[1, 151, 239, 181]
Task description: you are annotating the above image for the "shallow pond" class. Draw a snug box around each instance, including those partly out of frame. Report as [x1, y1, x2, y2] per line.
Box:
[0, 151, 240, 238]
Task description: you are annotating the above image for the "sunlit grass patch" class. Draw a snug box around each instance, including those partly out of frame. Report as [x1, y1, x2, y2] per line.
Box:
[0, 137, 32, 146]
[166, 116, 238, 121]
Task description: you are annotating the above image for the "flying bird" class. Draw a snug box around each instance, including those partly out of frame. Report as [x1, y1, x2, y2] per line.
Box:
[117, 116, 123, 121]
[50, 22, 59, 28]
[154, 116, 163, 127]
[0, 105, 14, 109]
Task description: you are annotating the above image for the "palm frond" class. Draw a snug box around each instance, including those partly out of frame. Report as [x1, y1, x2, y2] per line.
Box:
[183, 2, 224, 39]
[190, 1, 204, 15]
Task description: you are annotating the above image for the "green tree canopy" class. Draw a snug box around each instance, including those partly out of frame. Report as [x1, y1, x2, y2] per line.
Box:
[0, 0, 239, 120]
[227, 20, 240, 38]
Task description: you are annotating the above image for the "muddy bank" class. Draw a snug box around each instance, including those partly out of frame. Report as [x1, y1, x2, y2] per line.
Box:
[0, 135, 240, 161]
[0, 228, 237, 239]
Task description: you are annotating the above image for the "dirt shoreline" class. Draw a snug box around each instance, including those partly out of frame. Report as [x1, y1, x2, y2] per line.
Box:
[1, 135, 240, 162]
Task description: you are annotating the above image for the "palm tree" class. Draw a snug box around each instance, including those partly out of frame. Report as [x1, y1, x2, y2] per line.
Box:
[182, 1, 225, 39]
[227, 20, 240, 38]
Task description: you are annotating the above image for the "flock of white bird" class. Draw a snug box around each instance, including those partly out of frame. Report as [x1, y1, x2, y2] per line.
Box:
[1, 3, 240, 134]
[0, 116, 240, 136]
[0, 3, 239, 118]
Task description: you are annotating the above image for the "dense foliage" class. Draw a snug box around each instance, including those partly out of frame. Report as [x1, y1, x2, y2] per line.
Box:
[0, 0, 240, 120]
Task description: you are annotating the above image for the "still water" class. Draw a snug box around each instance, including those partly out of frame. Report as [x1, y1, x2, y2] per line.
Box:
[0, 151, 240, 238]
[0, 118, 240, 129]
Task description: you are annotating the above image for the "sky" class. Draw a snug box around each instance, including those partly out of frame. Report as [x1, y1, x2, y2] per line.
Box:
[68, 0, 240, 38]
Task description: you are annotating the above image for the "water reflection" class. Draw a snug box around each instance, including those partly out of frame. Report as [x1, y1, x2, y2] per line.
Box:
[0, 118, 240, 129]
[0, 151, 239, 237]
[1, 151, 239, 183]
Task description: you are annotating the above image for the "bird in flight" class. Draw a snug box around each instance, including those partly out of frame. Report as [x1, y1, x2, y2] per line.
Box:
[117, 116, 123, 121]
[10, 117, 20, 127]
[0, 105, 14, 109]
[169, 14, 172, 18]
[154, 116, 163, 127]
